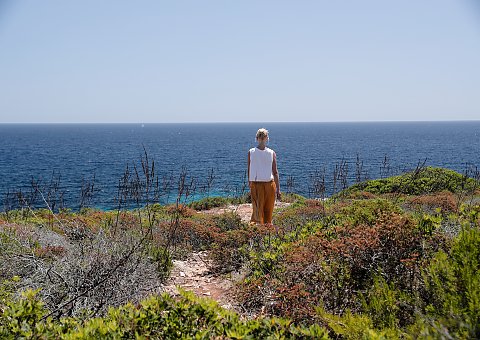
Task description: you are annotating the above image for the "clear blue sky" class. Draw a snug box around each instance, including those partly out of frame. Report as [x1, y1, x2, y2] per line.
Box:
[0, 1, 479, 123]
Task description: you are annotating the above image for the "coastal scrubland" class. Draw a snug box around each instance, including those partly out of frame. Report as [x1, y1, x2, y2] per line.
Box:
[1, 166, 480, 339]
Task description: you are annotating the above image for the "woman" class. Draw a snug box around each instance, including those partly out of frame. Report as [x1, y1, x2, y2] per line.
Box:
[247, 128, 281, 225]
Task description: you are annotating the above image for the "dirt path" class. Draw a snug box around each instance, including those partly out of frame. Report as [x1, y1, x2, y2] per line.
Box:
[163, 251, 237, 310]
[163, 202, 290, 310]
[201, 201, 291, 223]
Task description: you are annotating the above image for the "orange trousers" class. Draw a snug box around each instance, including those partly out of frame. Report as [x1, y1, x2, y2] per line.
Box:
[250, 180, 276, 224]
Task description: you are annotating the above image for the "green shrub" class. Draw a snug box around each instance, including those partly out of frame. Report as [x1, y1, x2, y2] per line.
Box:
[0, 289, 330, 339]
[340, 167, 478, 196]
[338, 199, 401, 226]
[281, 193, 307, 205]
[417, 213, 442, 236]
[188, 193, 262, 211]
[0, 289, 47, 339]
[459, 203, 480, 225]
[188, 196, 230, 211]
[241, 208, 443, 323]
[145, 243, 173, 278]
[210, 223, 278, 273]
[274, 205, 325, 233]
[361, 275, 414, 330]
[0, 276, 20, 306]
[212, 211, 245, 232]
[422, 224, 480, 338]
[317, 307, 401, 339]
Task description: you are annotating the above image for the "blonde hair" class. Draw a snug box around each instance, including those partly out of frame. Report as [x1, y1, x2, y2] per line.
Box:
[256, 128, 269, 140]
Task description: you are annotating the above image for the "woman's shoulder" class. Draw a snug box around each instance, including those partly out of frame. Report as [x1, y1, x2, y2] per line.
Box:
[266, 147, 275, 154]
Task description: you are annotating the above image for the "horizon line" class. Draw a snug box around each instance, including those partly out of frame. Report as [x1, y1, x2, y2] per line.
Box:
[1, 119, 480, 124]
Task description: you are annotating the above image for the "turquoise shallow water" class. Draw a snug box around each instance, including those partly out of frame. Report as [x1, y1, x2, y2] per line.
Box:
[1, 122, 479, 210]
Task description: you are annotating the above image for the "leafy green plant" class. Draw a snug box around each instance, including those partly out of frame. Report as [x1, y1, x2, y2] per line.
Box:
[361, 275, 415, 330]
[337, 198, 401, 226]
[417, 213, 442, 236]
[188, 196, 230, 210]
[340, 167, 478, 196]
[3, 166, 480, 338]
[238, 204, 444, 324]
[422, 224, 480, 338]
[145, 243, 173, 277]
[281, 193, 307, 205]
[459, 203, 480, 225]
[212, 211, 245, 232]
[0, 289, 330, 339]
[0, 276, 20, 305]
[0, 289, 46, 339]
[317, 307, 401, 339]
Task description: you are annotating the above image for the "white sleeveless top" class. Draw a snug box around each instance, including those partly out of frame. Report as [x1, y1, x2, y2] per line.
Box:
[249, 147, 274, 182]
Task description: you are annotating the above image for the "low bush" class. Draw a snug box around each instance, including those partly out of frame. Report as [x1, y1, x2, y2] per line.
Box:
[1, 218, 171, 319]
[405, 191, 458, 214]
[165, 204, 196, 218]
[341, 190, 378, 200]
[335, 198, 401, 226]
[417, 213, 443, 236]
[210, 223, 278, 273]
[0, 289, 330, 339]
[188, 196, 230, 211]
[459, 203, 480, 225]
[274, 205, 325, 234]
[212, 211, 245, 232]
[316, 224, 480, 338]
[360, 275, 414, 330]
[155, 214, 221, 253]
[317, 307, 401, 339]
[421, 224, 480, 338]
[281, 193, 307, 204]
[340, 167, 478, 196]
[238, 208, 447, 324]
[145, 243, 173, 275]
[3, 167, 479, 337]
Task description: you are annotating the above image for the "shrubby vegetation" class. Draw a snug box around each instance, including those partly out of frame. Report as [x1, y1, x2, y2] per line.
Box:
[0, 208, 173, 318]
[0, 289, 328, 339]
[1, 166, 480, 338]
[340, 166, 478, 196]
[228, 167, 480, 338]
[188, 196, 233, 210]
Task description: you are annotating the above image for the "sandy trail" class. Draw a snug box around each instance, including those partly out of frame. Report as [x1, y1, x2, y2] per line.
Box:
[163, 250, 236, 309]
[200, 201, 291, 223]
[163, 201, 290, 309]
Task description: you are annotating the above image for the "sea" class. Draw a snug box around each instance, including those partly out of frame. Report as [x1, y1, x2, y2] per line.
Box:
[1, 122, 479, 211]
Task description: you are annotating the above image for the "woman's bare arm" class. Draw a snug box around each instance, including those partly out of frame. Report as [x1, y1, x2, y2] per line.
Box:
[248, 151, 251, 186]
[272, 152, 281, 199]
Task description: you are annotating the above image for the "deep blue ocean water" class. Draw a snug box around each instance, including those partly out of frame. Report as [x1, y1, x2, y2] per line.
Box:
[1, 122, 479, 210]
